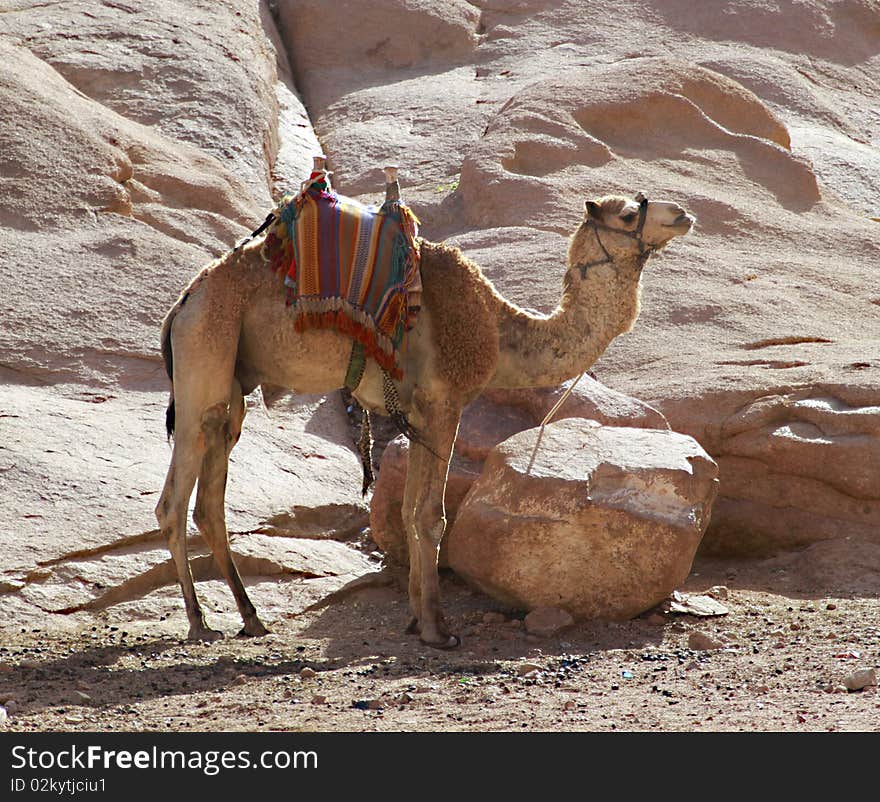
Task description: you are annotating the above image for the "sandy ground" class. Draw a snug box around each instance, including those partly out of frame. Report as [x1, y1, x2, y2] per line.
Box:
[1, 547, 878, 733]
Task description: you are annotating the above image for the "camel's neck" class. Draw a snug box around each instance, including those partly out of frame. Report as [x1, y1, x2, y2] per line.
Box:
[488, 255, 645, 389]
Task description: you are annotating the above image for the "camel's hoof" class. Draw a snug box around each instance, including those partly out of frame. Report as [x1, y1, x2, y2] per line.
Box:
[188, 626, 224, 642]
[237, 620, 270, 638]
[408, 617, 459, 649]
[421, 634, 461, 651]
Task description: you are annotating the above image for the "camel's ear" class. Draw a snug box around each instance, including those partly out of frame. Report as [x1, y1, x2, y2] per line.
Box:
[584, 200, 602, 220]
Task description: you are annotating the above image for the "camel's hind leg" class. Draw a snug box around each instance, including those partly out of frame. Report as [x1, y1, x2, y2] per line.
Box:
[156, 418, 221, 641]
[156, 286, 245, 641]
[193, 380, 269, 637]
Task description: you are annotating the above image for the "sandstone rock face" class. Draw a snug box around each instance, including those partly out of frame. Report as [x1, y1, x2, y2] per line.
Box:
[446, 420, 719, 619]
[0, 384, 370, 628]
[369, 378, 666, 566]
[704, 390, 880, 556]
[0, 1, 364, 632]
[276, 0, 880, 557]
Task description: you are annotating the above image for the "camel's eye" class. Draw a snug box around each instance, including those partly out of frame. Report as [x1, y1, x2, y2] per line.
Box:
[620, 210, 637, 223]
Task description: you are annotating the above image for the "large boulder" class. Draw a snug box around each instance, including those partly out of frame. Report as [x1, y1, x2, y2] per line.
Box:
[446, 419, 719, 619]
[369, 377, 667, 565]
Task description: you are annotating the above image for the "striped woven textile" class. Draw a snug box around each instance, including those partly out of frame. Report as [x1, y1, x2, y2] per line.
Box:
[261, 177, 422, 380]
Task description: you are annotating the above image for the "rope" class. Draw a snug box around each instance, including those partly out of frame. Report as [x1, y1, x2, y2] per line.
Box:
[525, 371, 585, 474]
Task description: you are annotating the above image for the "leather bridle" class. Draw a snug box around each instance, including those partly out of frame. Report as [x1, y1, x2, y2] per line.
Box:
[577, 192, 653, 279]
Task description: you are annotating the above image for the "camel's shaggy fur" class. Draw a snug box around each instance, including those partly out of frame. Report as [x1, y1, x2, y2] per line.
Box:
[155, 192, 693, 647]
[417, 240, 501, 389]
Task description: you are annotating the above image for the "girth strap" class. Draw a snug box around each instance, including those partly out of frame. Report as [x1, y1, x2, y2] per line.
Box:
[344, 341, 367, 390]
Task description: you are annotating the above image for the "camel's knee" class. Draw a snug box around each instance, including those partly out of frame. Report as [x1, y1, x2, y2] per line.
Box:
[404, 503, 446, 546]
[426, 517, 446, 546]
[155, 474, 179, 530]
[401, 506, 417, 538]
[202, 397, 245, 452]
[201, 401, 230, 433]
[155, 494, 172, 530]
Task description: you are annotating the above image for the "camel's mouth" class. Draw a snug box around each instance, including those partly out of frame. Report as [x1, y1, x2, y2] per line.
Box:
[664, 213, 695, 232]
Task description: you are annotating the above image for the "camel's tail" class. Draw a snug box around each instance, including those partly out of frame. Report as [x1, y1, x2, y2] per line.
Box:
[160, 291, 189, 440]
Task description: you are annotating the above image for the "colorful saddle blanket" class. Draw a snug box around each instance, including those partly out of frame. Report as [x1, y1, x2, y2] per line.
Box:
[261, 177, 422, 380]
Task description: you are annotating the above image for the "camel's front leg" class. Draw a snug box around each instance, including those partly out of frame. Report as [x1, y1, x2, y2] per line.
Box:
[401, 399, 461, 649]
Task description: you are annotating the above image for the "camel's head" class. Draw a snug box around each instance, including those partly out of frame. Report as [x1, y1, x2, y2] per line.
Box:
[570, 193, 694, 276]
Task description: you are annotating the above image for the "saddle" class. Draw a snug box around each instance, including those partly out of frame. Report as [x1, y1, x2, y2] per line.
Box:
[261, 166, 422, 381]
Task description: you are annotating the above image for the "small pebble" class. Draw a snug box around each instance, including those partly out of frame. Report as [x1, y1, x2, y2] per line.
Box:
[843, 668, 877, 692]
[72, 691, 91, 703]
[0, 706, 7, 725]
[397, 692, 414, 705]
[707, 585, 729, 600]
[3, 700, 18, 714]
[310, 695, 327, 705]
[524, 606, 574, 637]
[299, 667, 317, 679]
[688, 632, 723, 651]
[351, 699, 383, 711]
[516, 662, 543, 677]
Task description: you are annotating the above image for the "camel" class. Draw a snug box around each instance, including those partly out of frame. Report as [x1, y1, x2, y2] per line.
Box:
[155, 172, 694, 648]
